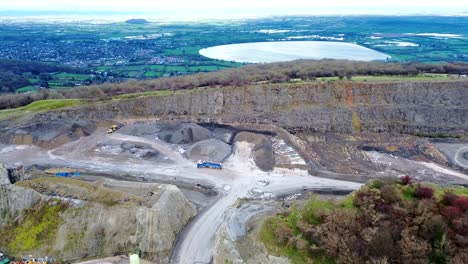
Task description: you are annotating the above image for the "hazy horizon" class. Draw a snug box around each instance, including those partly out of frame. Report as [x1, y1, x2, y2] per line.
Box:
[1, 0, 467, 18]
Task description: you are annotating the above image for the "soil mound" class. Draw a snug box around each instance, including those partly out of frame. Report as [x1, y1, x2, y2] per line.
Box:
[187, 139, 232, 162]
[1, 120, 96, 147]
[158, 123, 211, 144]
[235, 132, 275, 171]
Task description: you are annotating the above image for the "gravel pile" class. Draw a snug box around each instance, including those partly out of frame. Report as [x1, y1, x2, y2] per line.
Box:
[187, 139, 232, 162]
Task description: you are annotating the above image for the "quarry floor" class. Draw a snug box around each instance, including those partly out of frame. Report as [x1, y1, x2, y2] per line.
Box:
[0, 123, 467, 264]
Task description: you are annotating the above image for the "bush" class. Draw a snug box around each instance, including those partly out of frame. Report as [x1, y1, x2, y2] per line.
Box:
[399, 229, 431, 264]
[260, 179, 468, 264]
[400, 175, 412, 185]
[302, 196, 333, 225]
[442, 206, 463, 220]
[288, 236, 308, 250]
[453, 197, 468, 211]
[275, 222, 294, 245]
[415, 185, 435, 199]
[451, 215, 468, 240]
[368, 179, 385, 190]
[381, 185, 402, 204]
[442, 192, 459, 206]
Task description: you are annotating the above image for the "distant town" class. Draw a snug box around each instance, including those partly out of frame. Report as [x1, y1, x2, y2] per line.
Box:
[0, 15, 467, 93]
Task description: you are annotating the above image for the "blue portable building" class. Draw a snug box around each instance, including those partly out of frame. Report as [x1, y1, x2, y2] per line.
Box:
[197, 160, 222, 169]
[55, 171, 80, 177]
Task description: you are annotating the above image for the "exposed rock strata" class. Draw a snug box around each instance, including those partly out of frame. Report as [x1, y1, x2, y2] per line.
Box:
[15, 81, 467, 136]
[0, 175, 196, 263]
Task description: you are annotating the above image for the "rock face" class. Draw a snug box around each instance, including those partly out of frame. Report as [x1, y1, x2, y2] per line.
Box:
[6, 163, 24, 183]
[1, 164, 41, 218]
[0, 165, 42, 223]
[0, 164, 10, 185]
[53, 184, 196, 263]
[0, 178, 197, 263]
[0, 185, 42, 219]
[0, 163, 24, 185]
[25, 80, 467, 136]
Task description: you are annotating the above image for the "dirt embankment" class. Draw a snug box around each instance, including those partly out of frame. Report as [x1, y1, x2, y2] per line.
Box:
[235, 132, 275, 171]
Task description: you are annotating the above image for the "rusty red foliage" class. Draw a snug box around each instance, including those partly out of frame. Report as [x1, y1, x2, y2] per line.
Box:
[415, 185, 434, 199]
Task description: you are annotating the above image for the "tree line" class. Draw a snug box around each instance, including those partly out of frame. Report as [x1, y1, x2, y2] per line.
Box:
[0, 59, 86, 93]
[1, 60, 467, 110]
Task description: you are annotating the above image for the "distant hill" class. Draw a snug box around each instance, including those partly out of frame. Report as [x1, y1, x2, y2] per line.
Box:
[125, 19, 149, 24]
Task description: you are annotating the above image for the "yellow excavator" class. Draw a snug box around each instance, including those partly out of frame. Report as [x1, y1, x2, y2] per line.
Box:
[107, 125, 118, 134]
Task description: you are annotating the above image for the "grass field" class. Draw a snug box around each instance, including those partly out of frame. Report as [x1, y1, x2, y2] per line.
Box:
[54, 72, 90, 81]
[188, 65, 224, 72]
[144, 71, 163, 77]
[164, 65, 188, 72]
[16, 86, 37, 93]
[111, 89, 193, 100]
[149, 65, 167, 71]
[0, 99, 85, 120]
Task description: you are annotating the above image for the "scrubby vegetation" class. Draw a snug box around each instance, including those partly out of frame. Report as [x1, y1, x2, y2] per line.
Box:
[0, 200, 68, 257]
[1, 60, 467, 110]
[259, 177, 468, 264]
[16, 177, 145, 207]
[0, 99, 85, 120]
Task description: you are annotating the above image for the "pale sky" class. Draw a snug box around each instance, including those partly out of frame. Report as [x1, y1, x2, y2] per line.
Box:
[1, 0, 467, 16]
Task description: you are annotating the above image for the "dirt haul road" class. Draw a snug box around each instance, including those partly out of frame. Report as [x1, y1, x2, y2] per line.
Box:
[0, 132, 362, 264]
[171, 142, 362, 264]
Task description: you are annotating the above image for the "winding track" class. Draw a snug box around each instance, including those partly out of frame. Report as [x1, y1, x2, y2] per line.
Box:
[454, 146, 468, 170]
[0, 132, 362, 264]
[169, 142, 362, 264]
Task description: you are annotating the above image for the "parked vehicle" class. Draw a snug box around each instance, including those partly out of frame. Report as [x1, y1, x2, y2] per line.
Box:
[0, 253, 10, 264]
[107, 125, 118, 134]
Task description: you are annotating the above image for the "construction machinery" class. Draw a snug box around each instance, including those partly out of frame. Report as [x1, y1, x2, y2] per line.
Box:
[107, 125, 118, 134]
[197, 160, 222, 170]
[0, 253, 10, 264]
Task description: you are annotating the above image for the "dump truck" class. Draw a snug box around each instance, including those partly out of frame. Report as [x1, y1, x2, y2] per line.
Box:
[197, 160, 222, 169]
[107, 125, 118, 134]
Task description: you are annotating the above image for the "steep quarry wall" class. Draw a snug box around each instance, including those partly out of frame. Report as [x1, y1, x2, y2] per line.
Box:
[53, 184, 196, 263]
[0, 174, 197, 263]
[0, 164, 42, 216]
[13, 80, 468, 136]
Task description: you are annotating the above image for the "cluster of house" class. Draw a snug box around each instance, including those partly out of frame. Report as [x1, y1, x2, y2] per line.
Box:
[147, 56, 184, 64]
